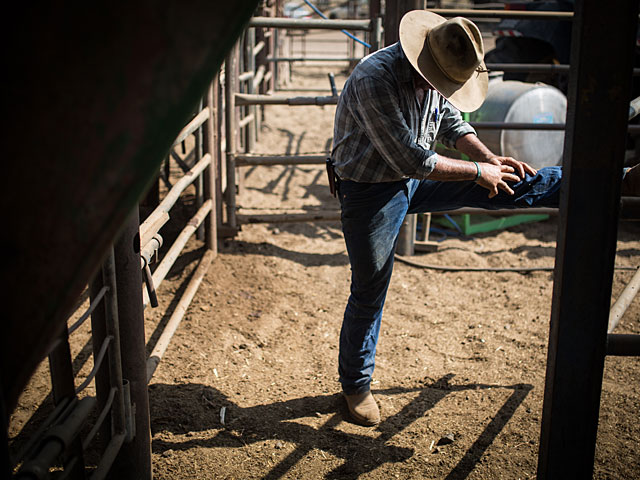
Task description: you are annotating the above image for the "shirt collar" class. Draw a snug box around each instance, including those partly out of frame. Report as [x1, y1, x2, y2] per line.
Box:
[395, 43, 415, 85]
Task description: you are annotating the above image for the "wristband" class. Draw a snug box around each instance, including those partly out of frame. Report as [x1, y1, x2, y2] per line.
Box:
[472, 161, 481, 181]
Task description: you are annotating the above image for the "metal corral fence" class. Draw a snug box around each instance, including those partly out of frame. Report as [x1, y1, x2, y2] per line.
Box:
[10, 4, 640, 479]
[9, 72, 221, 478]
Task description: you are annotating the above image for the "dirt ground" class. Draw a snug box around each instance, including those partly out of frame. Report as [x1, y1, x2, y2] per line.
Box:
[9, 63, 640, 479]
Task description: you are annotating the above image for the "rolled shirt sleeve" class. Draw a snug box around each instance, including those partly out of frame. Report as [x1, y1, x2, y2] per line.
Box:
[435, 99, 477, 149]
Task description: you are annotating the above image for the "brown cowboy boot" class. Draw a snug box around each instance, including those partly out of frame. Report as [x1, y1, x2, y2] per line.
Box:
[621, 164, 640, 196]
[344, 391, 380, 426]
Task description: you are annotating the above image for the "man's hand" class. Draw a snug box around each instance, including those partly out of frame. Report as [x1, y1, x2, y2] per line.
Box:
[484, 155, 537, 179]
[476, 162, 521, 198]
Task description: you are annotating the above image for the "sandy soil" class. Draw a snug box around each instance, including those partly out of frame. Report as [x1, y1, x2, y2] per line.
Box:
[9, 63, 640, 479]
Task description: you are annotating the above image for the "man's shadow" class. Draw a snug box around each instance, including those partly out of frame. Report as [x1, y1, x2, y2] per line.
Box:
[150, 374, 532, 479]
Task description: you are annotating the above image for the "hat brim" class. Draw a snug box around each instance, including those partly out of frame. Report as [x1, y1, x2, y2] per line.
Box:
[399, 10, 488, 112]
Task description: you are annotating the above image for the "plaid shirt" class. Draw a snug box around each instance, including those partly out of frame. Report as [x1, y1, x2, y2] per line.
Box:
[331, 43, 476, 183]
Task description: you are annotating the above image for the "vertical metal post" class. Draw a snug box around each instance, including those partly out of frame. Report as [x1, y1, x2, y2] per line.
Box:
[110, 210, 152, 480]
[537, 1, 639, 478]
[385, 0, 424, 255]
[48, 327, 86, 479]
[225, 44, 238, 230]
[89, 273, 113, 451]
[195, 98, 205, 241]
[102, 247, 127, 439]
[395, 213, 415, 256]
[371, 15, 382, 53]
[246, 27, 257, 153]
[384, 0, 424, 45]
[204, 76, 219, 254]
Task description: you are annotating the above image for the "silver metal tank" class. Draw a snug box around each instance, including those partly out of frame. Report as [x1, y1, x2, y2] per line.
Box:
[470, 78, 567, 169]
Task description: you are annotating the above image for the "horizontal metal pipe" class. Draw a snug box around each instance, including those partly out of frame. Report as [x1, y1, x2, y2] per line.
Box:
[146, 249, 215, 382]
[139, 211, 169, 249]
[428, 8, 573, 19]
[236, 208, 559, 225]
[471, 122, 565, 130]
[172, 107, 210, 146]
[267, 56, 361, 62]
[139, 154, 211, 241]
[140, 234, 163, 269]
[143, 199, 212, 308]
[238, 211, 341, 224]
[608, 267, 640, 333]
[606, 334, 640, 356]
[67, 286, 108, 335]
[234, 153, 327, 166]
[235, 93, 338, 106]
[249, 16, 372, 31]
[238, 113, 255, 129]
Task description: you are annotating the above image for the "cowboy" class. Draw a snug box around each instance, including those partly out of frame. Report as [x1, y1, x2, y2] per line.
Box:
[331, 10, 638, 426]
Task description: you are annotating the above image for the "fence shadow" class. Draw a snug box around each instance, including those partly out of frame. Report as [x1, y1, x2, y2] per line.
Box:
[150, 374, 532, 479]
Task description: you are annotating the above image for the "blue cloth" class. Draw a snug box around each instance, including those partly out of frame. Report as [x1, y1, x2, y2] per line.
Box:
[338, 167, 562, 394]
[331, 43, 476, 183]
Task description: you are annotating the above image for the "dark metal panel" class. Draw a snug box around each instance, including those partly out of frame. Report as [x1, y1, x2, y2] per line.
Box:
[0, 0, 260, 414]
[537, 1, 640, 478]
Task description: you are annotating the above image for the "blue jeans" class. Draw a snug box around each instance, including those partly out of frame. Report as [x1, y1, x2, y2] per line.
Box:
[338, 166, 562, 394]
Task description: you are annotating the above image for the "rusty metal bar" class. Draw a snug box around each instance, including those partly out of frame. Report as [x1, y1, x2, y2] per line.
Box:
[225, 45, 239, 230]
[235, 92, 338, 106]
[139, 153, 211, 241]
[195, 99, 205, 241]
[234, 153, 327, 166]
[249, 17, 373, 30]
[67, 286, 108, 335]
[607, 267, 640, 333]
[143, 200, 213, 308]
[204, 77, 219, 254]
[171, 107, 210, 147]
[428, 8, 573, 19]
[139, 211, 169, 250]
[267, 56, 362, 62]
[238, 211, 341, 224]
[146, 249, 216, 382]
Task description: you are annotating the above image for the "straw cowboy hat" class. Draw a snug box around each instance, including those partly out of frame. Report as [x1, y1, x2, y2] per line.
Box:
[399, 10, 489, 112]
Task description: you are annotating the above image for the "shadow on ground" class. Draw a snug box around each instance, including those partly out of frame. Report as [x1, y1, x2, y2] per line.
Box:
[150, 374, 532, 479]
